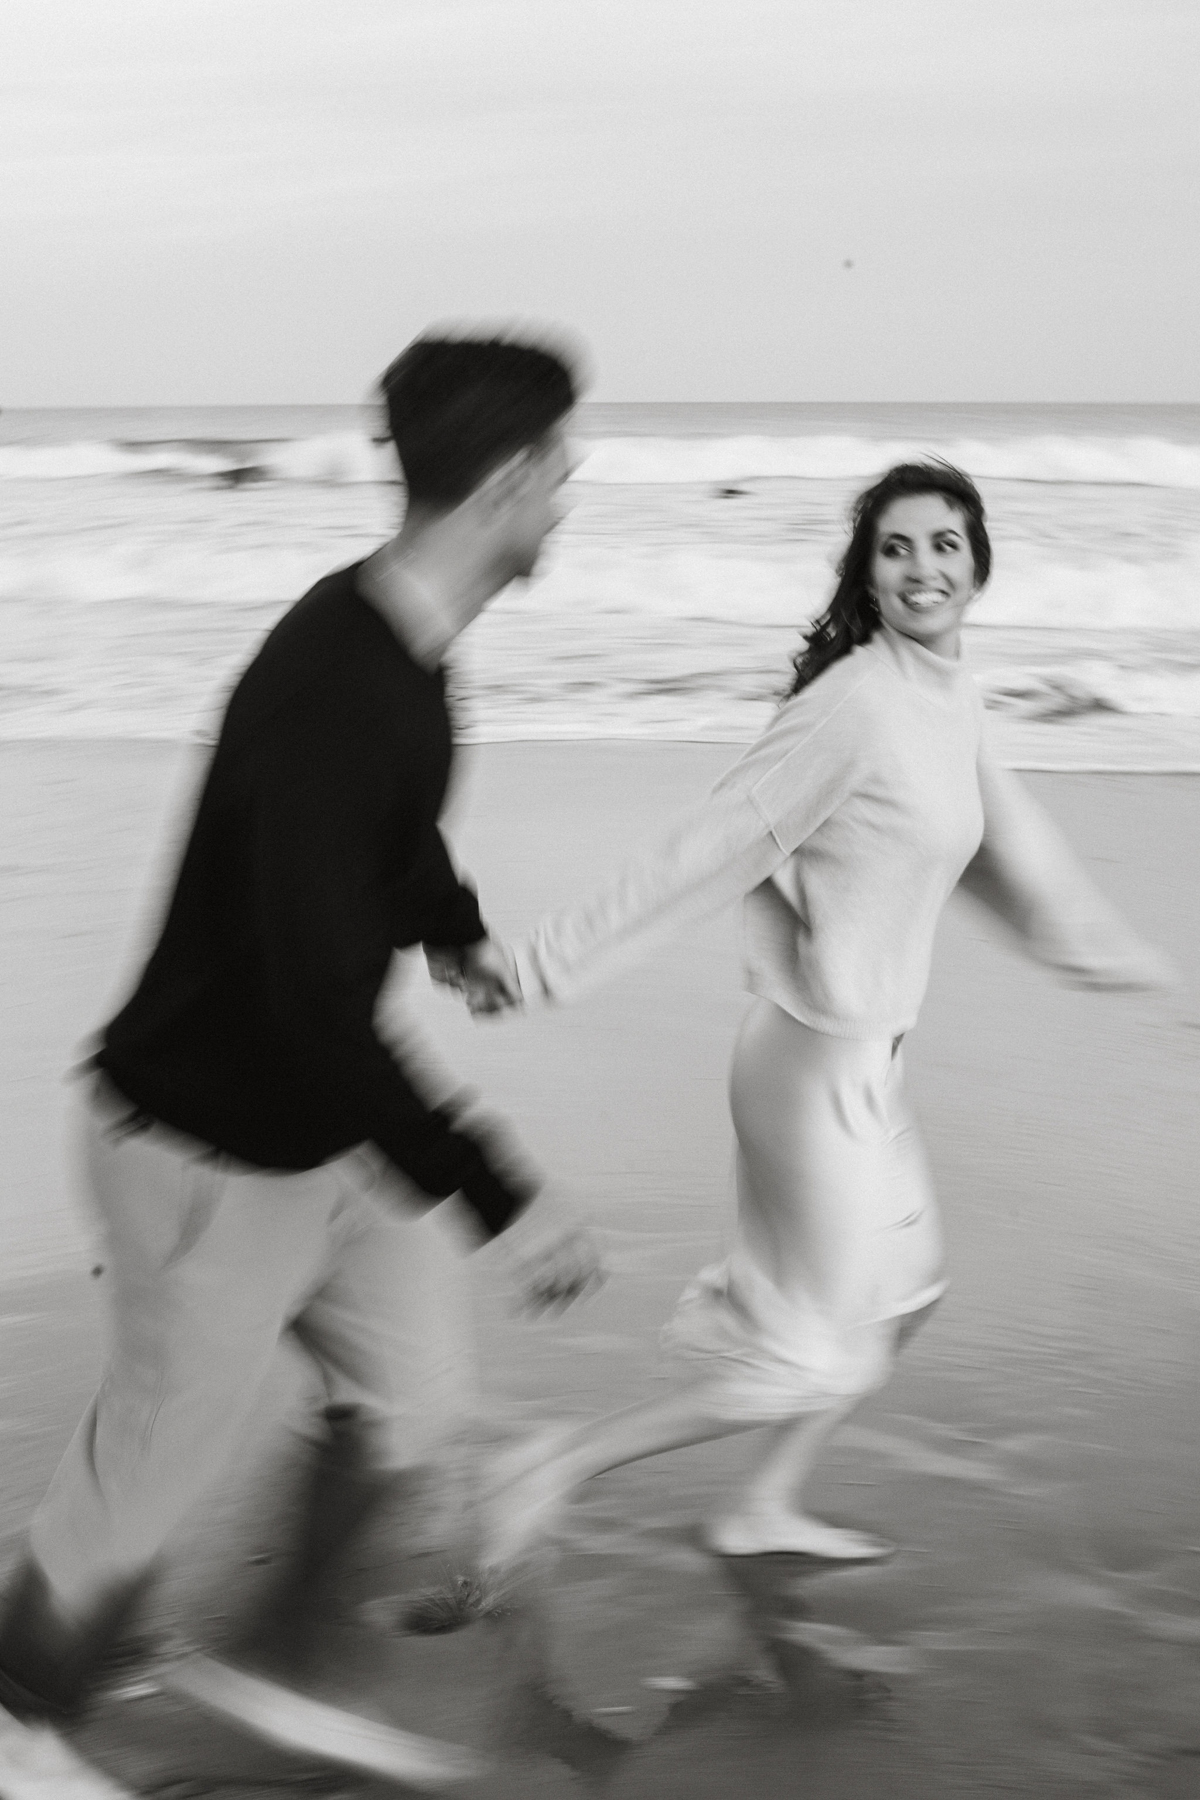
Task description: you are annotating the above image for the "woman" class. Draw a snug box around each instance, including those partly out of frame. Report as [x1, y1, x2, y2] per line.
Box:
[472, 462, 1170, 1569]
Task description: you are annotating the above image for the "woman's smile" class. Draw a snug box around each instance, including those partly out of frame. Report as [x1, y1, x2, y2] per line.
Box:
[870, 493, 978, 656]
[899, 585, 950, 613]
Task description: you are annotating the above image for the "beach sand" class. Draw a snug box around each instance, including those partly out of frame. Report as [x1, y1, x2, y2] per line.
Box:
[2, 738, 1199, 1797]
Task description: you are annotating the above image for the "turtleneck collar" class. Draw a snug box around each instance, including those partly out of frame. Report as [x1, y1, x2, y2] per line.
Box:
[865, 622, 975, 705]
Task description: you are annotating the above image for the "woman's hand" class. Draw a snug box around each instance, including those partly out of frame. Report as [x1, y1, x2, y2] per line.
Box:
[1059, 938, 1177, 993]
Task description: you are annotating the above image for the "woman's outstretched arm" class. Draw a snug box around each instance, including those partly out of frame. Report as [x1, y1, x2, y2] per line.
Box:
[514, 670, 875, 1006]
[513, 789, 786, 1005]
[957, 742, 1173, 990]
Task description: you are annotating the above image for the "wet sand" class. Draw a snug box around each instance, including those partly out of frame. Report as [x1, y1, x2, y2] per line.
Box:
[2, 738, 1199, 1797]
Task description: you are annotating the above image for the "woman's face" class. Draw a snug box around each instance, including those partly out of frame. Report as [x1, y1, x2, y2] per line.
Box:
[869, 493, 977, 659]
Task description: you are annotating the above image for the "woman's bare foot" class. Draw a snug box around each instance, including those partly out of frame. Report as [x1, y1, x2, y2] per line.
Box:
[705, 1511, 894, 1561]
[476, 1425, 580, 1571]
[477, 1457, 578, 1572]
[479, 1422, 575, 1501]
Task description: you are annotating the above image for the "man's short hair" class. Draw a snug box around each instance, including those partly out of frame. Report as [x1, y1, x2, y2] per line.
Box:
[380, 334, 578, 506]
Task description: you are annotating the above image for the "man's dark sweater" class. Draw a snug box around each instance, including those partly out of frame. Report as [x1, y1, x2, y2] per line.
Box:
[97, 562, 534, 1238]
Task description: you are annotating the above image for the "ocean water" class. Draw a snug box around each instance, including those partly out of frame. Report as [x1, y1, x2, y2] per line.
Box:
[3, 401, 1200, 767]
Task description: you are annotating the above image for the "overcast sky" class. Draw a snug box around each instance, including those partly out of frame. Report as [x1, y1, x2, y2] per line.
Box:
[2, 0, 1197, 405]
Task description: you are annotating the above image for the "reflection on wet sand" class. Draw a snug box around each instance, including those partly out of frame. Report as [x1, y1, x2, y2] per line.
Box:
[46, 1401, 1200, 1799]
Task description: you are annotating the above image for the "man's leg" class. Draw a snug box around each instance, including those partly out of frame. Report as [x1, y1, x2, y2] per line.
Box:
[230, 1151, 479, 1667]
[0, 1086, 341, 1718]
[300, 1151, 478, 1475]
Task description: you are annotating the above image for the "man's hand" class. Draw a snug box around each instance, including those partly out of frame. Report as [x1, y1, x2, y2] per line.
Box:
[425, 945, 467, 994]
[462, 937, 522, 1015]
[510, 1225, 607, 1317]
[426, 937, 522, 1015]
[498, 1189, 607, 1317]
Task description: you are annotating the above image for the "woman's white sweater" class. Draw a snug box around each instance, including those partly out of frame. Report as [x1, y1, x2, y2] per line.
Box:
[514, 624, 1155, 1036]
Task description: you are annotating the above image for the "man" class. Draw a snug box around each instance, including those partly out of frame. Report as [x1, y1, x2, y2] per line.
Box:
[0, 333, 602, 1727]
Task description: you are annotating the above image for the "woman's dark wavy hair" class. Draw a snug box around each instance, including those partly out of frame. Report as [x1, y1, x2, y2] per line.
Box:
[788, 461, 991, 696]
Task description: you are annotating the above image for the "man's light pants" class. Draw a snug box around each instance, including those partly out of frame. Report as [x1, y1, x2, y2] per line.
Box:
[30, 1078, 477, 1625]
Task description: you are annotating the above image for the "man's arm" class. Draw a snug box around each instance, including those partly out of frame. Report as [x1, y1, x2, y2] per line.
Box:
[409, 825, 488, 949]
[412, 827, 522, 1010]
[249, 721, 535, 1236]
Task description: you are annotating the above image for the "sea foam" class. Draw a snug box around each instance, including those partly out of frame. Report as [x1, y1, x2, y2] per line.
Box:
[5, 539, 1200, 633]
[4, 410, 1199, 757]
[977, 663, 1200, 720]
[3, 431, 1200, 490]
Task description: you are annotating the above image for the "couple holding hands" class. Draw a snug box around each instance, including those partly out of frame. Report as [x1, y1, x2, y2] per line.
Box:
[0, 330, 1169, 1740]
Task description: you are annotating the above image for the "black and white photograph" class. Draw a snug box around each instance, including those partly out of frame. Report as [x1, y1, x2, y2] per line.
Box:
[1, 3, 1198, 1795]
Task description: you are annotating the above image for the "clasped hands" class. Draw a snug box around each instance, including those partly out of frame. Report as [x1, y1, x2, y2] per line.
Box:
[426, 936, 606, 1315]
[426, 936, 523, 1016]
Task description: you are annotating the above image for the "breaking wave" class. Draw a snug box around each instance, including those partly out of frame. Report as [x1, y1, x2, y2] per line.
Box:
[3, 431, 1200, 490]
[578, 434, 1200, 490]
[977, 663, 1200, 720]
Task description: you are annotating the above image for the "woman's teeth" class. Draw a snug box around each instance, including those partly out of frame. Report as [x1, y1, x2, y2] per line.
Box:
[903, 589, 945, 611]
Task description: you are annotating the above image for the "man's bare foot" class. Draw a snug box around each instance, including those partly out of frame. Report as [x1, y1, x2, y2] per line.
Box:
[705, 1512, 894, 1561]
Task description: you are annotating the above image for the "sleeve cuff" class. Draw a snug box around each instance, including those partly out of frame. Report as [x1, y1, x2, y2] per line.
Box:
[422, 891, 488, 949]
[459, 1159, 541, 1238]
[512, 938, 553, 1008]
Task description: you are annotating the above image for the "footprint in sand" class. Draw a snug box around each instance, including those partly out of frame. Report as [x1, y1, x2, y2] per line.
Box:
[514, 1529, 766, 1740]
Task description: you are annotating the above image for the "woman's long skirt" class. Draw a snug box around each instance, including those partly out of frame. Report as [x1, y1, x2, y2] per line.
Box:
[662, 999, 946, 1423]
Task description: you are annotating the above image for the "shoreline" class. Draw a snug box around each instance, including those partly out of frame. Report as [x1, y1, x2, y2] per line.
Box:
[2, 730, 1200, 775]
